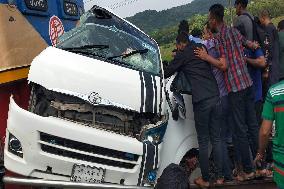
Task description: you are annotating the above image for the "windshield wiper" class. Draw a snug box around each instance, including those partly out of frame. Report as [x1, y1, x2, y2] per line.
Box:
[107, 48, 148, 60]
[61, 44, 109, 51]
[61, 49, 106, 59]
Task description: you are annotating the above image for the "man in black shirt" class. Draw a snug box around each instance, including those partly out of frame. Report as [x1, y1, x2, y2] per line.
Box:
[164, 32, 223, 187]
[259, 9, 280, 90]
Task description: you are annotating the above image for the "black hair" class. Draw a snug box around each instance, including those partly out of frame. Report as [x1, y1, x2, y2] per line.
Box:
[162, 60, 169, 68]
[191, 28, 202, 38]
[278, 20, 284, 30]
[234, 0, 248, 8]
[178, 20, 189, 34]
[209, 4, 224, 23]
[254, 16, 261, 25]
[176, 32, 189, 44]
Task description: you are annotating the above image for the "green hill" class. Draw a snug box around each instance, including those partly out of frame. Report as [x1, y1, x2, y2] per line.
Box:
[126, 0, 229, 33]
[152, 0, 284, 61]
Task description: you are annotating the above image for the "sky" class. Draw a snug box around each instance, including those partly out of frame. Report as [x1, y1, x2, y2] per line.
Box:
[84, 0, 194, 18]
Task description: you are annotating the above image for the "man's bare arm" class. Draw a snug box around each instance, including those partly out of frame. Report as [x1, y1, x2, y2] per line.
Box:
[258, 120, 273, 156]
[246, 56, 266, 68]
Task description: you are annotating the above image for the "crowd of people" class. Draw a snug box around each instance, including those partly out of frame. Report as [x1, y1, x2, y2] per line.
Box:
[162, 0, 284, 188]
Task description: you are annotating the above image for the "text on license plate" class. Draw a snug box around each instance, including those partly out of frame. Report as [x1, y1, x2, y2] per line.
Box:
[70, 164, 105, 183]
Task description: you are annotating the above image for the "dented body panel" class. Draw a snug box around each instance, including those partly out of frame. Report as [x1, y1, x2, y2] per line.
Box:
[3, 5, 198, 188]
[5, 98, 155, 185]
[28, 47, 163, 114]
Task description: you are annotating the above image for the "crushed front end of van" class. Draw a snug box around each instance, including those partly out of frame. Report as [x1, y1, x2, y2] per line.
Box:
[4, 6, 168, 188]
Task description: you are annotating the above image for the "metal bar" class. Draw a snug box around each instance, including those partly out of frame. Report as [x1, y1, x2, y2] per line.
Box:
[3, 176, 153, 189]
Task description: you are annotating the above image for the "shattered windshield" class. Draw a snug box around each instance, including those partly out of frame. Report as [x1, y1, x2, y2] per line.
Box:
[57, 8, 161, 76]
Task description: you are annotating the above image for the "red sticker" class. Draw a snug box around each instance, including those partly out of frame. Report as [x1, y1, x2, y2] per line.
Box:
[49, 15, 65, 46]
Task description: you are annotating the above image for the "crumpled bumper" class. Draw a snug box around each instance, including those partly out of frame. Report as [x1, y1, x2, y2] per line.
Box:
[3, 176, 153, 189]
[4, 98, 159, 186]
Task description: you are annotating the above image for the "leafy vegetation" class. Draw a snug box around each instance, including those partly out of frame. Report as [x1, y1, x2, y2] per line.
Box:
[248, 0, 284, 18]
[140, 0, 284, 61]
[160, 43, 175, 62]
[126, 0, 229, 33]
[272, 16, 284, 26]
[126, 0, 284, 61]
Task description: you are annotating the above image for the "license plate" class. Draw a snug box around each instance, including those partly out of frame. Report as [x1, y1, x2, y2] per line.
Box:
[70, 164, 105, 183]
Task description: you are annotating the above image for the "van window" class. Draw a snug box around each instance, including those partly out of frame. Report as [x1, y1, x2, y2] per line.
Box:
[57, 8, 161, 76]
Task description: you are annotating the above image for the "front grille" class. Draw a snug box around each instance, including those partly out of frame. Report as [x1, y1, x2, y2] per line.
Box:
[41, 145, 135, 169]
[40, 132, 139, 169]
[29, 84, 161, 138]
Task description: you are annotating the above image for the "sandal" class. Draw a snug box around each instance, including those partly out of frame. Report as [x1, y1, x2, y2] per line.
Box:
[256, 169, 267, 177]
[214, 178, 224, 186]
[265, 169, 273, 177]
[194, 177, 210, 189]
[244, 172, 255, 181]
[266, 163, 274, 177]
[235, 173, 245, 182]
[233, 168, 245, 182]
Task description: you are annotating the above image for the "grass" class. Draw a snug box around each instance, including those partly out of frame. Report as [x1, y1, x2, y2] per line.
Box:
[160, 43, 175, 62]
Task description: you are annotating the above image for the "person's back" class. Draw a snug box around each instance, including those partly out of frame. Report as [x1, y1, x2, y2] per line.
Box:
[216, 24, 252, 92]
[165, 42, 219, 104]
[234, 0, 254, 41]
[181, 42, 219, 103]
[165, 32, 223, 188]
[278, 20, 284, 80]
[155, 164, 189, 189]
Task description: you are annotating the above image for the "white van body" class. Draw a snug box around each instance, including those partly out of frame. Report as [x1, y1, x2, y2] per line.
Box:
[4, 5, 198, 188]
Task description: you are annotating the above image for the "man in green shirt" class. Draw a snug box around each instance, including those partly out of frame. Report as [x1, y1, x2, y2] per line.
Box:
[255, 81, 284, 189]
[278, 20, 284, 81]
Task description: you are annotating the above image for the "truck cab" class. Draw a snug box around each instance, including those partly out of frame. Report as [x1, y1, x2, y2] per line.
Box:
[0, 0, 84, 141]
[0, 0, 83, 187]
[0, 0, 84, 45]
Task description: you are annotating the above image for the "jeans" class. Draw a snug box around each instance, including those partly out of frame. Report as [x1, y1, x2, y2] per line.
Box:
[228, 87, 259, 173]
[255, 100, 263, 126]
[193, 97, 222, 181]
[220, 96, 233, 180]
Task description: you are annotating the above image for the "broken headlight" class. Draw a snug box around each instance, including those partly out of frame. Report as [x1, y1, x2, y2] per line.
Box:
[8, 133, 23, 158]
[139, 114, 168, 144]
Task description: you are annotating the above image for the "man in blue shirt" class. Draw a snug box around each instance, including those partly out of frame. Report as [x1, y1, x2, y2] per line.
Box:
[245, 48, 266, 160]
[245, 48, 266, 105]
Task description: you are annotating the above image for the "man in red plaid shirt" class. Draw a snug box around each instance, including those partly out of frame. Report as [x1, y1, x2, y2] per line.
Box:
[195, 4, 259, 184]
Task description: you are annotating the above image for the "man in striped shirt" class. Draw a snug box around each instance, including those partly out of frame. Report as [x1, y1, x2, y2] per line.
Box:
[197, 4, 259, 181]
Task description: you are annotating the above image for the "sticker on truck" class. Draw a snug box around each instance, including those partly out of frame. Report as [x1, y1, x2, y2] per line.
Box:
[49, 15, 65, 46]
